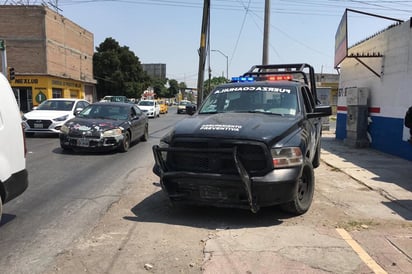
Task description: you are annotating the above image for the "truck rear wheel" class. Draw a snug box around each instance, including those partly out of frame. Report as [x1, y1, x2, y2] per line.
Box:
[281, 161, 315, 215]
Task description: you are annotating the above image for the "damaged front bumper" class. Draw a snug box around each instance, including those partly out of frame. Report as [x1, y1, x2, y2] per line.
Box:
[60, 134, 124, 151]
[152, 145, 300, 213]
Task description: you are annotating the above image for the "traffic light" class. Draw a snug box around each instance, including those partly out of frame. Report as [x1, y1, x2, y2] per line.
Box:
[8, 67, 15, 81]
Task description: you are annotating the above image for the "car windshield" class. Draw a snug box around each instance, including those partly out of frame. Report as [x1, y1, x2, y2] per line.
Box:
[78, 104, 129, 120]
[138, 101, 154, 106]
[199, 85, 298, 116]
[179, 101, 190, 105]
[36, 100, 75, 111]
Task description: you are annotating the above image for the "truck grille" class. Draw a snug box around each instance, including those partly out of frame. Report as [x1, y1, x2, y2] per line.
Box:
[167, 140, 270, 175]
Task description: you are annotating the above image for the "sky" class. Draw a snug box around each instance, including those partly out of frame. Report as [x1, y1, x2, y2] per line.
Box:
[50, 0, 412, 88]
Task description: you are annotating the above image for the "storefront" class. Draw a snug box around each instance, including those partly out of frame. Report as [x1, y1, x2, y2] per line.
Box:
[11, 75, 93, 113]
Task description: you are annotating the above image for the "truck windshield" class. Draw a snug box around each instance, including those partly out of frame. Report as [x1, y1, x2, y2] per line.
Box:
[199, 86, 298, 116]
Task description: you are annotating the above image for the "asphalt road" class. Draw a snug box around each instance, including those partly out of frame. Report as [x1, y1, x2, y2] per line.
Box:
[0, 107, 183, 274]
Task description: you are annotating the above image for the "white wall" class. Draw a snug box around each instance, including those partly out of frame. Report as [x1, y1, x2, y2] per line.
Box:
[339, 20, 412, 119]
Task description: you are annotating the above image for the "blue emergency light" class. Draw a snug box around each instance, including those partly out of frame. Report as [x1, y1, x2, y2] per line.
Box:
[231, 76, 255, 83]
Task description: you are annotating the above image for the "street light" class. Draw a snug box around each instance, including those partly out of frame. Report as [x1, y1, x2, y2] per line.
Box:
[211, 49, 228, 80]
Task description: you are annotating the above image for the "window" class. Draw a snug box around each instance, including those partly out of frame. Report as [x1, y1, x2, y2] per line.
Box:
[52, 88, 62, 98]
[301, 87, 315, 113]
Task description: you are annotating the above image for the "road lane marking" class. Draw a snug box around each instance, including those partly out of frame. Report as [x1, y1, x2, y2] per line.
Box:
[336, 228, 388, 274]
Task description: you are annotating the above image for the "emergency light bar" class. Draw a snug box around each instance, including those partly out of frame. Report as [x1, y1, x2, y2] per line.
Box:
[267, 75, 293, 81]
[231, 76, 255, 83]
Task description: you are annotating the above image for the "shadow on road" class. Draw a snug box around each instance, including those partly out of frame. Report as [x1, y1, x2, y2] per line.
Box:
[382, 200, 412, 221]
[122, 190, 305, 229]
[0, 214, 16, 227]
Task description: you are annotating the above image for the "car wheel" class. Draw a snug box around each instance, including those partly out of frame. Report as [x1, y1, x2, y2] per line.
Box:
[119, 131, 131, 152]
[312, 140, 321, 168]
[281, 161, 315, 215]
[141, 124, 149, 141]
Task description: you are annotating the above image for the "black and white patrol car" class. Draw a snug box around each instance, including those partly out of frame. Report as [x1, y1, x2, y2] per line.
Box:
[152, 64, 331, 215]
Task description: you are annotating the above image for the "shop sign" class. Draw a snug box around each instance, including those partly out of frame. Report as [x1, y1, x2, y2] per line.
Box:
[35, 91, 47, 104]
[14, 78, 39, 84]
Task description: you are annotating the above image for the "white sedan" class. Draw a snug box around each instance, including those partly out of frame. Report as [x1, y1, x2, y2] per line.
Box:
[137, 100, 160, 118]
[22, 98, 90, 136]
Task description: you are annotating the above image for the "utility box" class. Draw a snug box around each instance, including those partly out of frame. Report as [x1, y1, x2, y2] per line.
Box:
[317, 87, 331, 130]
[344, 87, 370, 148]
[346, 87, 369, 106]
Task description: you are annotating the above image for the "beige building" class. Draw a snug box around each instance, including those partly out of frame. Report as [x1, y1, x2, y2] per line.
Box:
[0, 5, 96, 112]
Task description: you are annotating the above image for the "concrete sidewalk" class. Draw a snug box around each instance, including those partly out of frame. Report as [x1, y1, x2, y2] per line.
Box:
[321, 130, 412, 220]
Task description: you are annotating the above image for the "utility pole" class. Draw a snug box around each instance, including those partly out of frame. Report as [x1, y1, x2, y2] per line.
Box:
[262, 0, 270, 65]
[196, 0, 210, 107]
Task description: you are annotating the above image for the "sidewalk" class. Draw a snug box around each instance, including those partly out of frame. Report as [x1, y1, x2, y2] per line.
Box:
[321, 130, 412, 219]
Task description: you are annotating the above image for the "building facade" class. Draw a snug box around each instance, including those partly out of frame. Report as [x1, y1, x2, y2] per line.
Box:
[0, 5, 96, 112]
[142, 63, 166, 80]
[337, 19, 412, 161]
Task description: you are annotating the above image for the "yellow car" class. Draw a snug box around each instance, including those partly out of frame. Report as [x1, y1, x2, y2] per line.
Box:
[158, 100, 168, 114]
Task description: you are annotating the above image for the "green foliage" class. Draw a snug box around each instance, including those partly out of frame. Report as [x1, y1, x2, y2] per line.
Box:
[152, 78, 168, 98]
[203, 76, 229, 97]
[93, 37, 151, 100]
[167, 79, 180, 98]
[93, 37, 191, 101]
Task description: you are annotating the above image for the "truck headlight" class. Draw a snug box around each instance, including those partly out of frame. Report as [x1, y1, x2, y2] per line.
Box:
[159, 131, 173, 161]
[271, 147, 303, 168]
[159, 140, 169, 161]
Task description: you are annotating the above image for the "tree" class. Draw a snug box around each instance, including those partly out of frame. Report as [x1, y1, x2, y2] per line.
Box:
[203, 76, 228, 97]
[167, 79, 180, 98]
[152, 78, 168, 98]
[93, 37, 151, 100]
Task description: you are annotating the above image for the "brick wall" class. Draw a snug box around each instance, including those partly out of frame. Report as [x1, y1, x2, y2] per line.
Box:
[0, 6, 47, 73]
[0, 5, 94, 83]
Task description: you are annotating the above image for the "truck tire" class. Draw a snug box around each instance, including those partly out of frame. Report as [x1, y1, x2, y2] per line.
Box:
[281, 160, 315, 215]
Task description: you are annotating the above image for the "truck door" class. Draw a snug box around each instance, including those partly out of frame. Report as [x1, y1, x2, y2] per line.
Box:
[301, 86, 321, 158]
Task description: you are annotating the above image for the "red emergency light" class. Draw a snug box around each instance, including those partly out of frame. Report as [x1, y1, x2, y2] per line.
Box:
[267, 75, 293, 81]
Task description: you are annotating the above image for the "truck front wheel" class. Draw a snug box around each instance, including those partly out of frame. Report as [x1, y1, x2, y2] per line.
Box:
[281, 161, 315, 215]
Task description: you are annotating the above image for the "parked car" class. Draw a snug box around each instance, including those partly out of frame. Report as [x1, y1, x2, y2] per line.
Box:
[177, 100, 193, 114]
[22, 98, 89, 136]
[59, 102, 148, 152]
[0, 73, 28, 222]
[137, 100, 160, 118]
[158, 100, 168, 114]
[100, 95, 129, 103]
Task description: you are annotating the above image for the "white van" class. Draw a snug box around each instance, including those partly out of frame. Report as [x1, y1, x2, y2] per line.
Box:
[0, 73, 28, 222]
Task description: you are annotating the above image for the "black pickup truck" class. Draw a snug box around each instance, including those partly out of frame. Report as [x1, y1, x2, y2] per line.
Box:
[152, 64, 331, 215]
